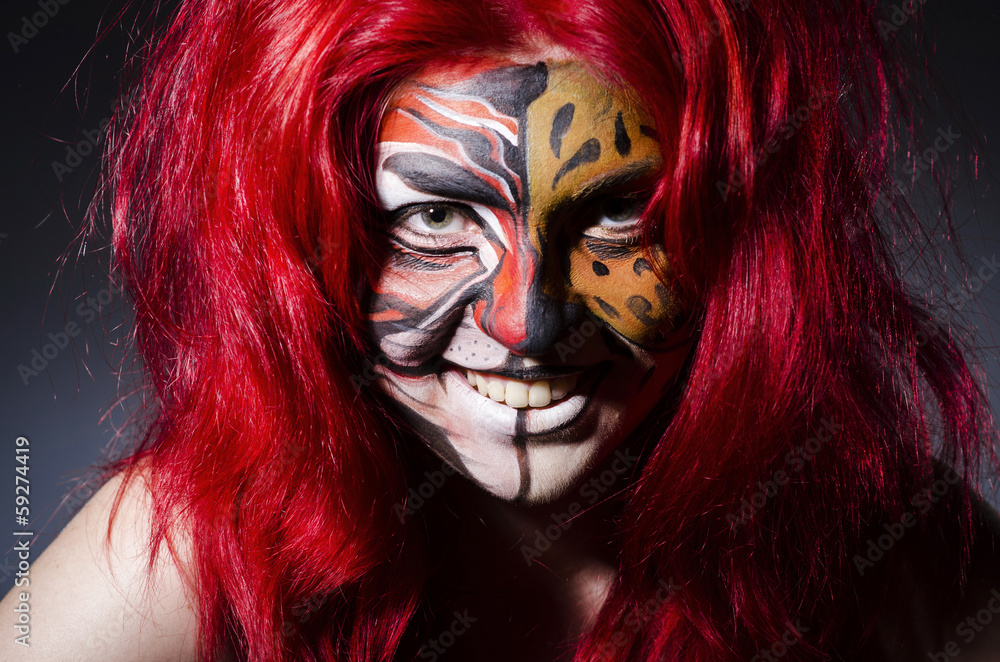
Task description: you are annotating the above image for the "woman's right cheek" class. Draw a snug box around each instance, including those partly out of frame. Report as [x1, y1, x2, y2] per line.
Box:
[367, 253, 486, 365]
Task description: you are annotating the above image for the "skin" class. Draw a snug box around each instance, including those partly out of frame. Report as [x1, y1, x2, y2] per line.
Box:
[0, 469, 205, 661]
[370, 56, 693, 505]
[7, 50, 999, 662]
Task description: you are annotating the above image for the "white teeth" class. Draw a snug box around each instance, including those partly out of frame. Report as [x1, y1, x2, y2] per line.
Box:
[487, 379, 506, 402]
[461, 369, 578, 409]
[474, 372, 489, 396]
[528, 381, 551, 407]
[551, 378, 569, 400]
[550, 375, 579, 400]
[505, 381, 529, 408]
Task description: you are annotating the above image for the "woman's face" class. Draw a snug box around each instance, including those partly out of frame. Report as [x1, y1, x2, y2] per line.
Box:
[368, 56, 691, 504]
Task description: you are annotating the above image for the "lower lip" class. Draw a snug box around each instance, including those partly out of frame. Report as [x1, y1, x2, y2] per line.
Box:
[443, 367, 597, 437]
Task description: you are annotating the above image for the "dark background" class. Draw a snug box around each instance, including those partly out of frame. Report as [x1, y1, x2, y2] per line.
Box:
[1, 0, 999, 599]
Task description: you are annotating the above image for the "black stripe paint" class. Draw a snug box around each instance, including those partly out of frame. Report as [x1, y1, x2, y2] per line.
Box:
[553, 138, 601, 189]
[550, 103, 575, 158]
[614, 111, 631, 156]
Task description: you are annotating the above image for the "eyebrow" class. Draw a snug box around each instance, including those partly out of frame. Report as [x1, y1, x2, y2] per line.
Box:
[382, 152, 510, 211]
[555, 157, 661, 210]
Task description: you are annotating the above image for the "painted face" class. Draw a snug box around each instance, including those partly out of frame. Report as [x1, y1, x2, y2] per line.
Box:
[369, 58, 691, 504]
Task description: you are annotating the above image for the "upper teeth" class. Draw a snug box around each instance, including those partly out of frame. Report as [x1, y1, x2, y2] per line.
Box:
[464, 369, 578, 409]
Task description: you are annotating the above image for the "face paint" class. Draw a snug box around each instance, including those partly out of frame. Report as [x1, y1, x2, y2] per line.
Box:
[369, 57, 691, 504]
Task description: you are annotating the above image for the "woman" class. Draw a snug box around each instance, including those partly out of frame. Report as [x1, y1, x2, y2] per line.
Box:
[4, 0, 999, 660]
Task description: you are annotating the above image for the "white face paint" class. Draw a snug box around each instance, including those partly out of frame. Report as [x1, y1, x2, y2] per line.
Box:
[368, 57, 691, 504]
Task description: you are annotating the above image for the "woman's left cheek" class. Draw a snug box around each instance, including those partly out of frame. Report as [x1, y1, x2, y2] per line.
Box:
[566, 243, 677, 344]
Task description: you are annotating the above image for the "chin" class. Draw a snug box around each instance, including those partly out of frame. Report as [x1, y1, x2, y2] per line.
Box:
[375, 353, 670, 504]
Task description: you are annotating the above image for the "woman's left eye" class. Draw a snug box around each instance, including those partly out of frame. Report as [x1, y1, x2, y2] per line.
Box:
[584, 195, 645, 234]
[595, 196, 641, 225]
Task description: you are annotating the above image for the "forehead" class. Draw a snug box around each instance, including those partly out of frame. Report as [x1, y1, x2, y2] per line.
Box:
[377, 59, 661, 215]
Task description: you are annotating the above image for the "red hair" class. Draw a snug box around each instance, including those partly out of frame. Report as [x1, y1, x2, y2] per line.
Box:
[102, 0, 995, 659]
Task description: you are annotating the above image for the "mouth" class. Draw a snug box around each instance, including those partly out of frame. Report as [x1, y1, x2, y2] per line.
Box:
[461, 368, 580, 409]
[390, 361, 611, 438]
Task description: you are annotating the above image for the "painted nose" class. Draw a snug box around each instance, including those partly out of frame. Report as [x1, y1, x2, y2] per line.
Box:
[473, 251, 579, 356]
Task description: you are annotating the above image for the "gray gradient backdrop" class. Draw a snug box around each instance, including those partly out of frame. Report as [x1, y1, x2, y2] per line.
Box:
[1, 0, 999, 601]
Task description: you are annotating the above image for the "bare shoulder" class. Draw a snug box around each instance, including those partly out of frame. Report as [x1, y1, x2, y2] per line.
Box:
[0, 467, 201, 661]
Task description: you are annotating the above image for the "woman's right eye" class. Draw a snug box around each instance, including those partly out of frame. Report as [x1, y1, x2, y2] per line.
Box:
[395, 204, 479, 236]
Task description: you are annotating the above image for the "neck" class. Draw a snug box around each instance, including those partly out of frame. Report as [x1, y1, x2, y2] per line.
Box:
[416, 443, 644, 633]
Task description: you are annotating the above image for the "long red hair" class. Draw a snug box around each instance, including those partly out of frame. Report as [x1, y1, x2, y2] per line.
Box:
[102, 0, 995, 659]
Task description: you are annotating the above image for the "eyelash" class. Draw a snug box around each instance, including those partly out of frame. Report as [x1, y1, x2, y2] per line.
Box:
[388, 203, 482, 252]
[396, 204, 477, 232]
[595, 194, 645, 222]
[572, 193, 649, 242]
[386, 193, 650, 253]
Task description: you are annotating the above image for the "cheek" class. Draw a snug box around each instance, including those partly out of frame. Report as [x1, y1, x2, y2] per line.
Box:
[566, 242, 677, 343]
[368, 250, 484, 362]
[373, 250, 483, 308]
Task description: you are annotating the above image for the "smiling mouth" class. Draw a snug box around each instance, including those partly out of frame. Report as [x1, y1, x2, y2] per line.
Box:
[461, 368, 580, 409]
